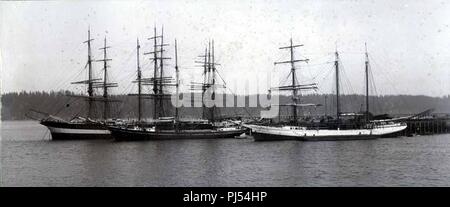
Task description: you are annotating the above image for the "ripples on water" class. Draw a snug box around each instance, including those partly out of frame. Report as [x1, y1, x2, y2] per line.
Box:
[2, 121, 450, 186]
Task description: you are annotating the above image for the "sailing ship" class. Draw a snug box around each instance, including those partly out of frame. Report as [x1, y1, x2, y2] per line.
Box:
[244, 40, 407, 141]
[39, 29, 119, 140]
[108, 27, 246, 140]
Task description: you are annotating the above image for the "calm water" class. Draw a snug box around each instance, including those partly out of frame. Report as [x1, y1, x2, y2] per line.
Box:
[1, 120, 450, 186]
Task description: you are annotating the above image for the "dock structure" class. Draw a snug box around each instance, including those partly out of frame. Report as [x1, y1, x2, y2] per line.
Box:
[400, 114, 450, 136]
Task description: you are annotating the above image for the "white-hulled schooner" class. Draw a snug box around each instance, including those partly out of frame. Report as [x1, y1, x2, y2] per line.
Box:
[244, 40, 407, 141]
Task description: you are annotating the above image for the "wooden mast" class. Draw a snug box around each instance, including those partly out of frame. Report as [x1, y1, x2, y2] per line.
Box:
[365, 43, 370, 122]
[335, 49, 340, 127]
[129, 38, 152, 123]
[99, 37, 112, 120]
[289, 39, 297, 123]
[211, 40, 216, 123]
[207, 41, 212, 122]
[174, 39, 180, 124]
[144, 26, 172, 121]
[159, 27, 165, 117]
[202, 47, 207, 120]
[191, 41, 221, 122]
[73, 28, 118, 120]
[274, 38, 309, 124]
[137, 38, 142, 122]
[152, 27, 159, 119]
[85, 28, 94, 118]
[95, 37, 116, 121]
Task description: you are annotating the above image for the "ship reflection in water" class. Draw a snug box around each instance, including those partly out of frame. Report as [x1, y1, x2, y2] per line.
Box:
[2, 121, 450, 187]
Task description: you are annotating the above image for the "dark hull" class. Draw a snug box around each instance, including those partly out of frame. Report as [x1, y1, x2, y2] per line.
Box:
[49, 132, 112, 140]
[252, 132, 379, 141]
[40, 120, 112, 140]
[109, 126, 246, 141]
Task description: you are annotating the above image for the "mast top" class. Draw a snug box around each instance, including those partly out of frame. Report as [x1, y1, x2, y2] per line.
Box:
[274, 39, 309, 66]
[365, 42, 369, 61]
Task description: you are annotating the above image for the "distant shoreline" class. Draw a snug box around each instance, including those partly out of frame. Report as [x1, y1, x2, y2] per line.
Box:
[2, 91, 450, 121]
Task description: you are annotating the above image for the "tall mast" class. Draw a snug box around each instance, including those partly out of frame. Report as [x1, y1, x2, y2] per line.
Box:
[335, 49, 340, 127]
[152, 27, 159, 119]
[74, 28, 119, 120]
[191, 41, 221, 122]
[207, 41, 212, 121]
[137, 38, 142, 122]
[365, 43, 369, 122]
[211, 40, 216, 123]
[159, 27, 165, 117]
[86, 28, 94, 118]
[101, 38, 108, 120]
[174, 39, 179, 123]
[274, 38, 309, 124]
[202, 47, 207, 120]
[289, 39, 297, 123]
[129, 38, 148, 122]
[144, 26, 172, 120]
[97, 37, 113, 120]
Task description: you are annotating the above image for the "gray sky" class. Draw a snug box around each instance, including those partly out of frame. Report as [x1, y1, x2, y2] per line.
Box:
[1, 0, 449, 97]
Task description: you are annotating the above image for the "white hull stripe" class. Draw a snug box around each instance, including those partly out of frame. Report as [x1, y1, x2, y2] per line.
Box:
[47, 127, 111, 135]
[245, 125, 407, 137]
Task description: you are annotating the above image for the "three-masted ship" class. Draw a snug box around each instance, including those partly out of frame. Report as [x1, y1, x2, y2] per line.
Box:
[244, 39, 407, 141]
[108, 27, 246, 140]
[40, 29, 119, 140]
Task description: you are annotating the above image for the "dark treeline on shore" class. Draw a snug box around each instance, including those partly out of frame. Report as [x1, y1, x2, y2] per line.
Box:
[1, 90, 450, 121]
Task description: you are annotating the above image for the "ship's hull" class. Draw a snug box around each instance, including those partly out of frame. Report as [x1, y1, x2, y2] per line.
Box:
[41, 120, 111, 140]
[109, 126, 246, 141]
[245, 123, 407, 141]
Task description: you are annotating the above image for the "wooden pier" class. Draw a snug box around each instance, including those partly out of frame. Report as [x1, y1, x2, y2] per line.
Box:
[400, 115, 450, 136]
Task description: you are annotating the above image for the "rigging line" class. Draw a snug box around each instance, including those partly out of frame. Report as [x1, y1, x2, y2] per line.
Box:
[369, 68, 384, 113]
[36, 66, 85, 113]
[226, 86, 255, 119]
[70, 100, 86, 120]
[339, 61, 356, 95]
[368, 54, 404, 113]
[301, 61, 334, 68]
[40, 128, 50, 141]
[111, 68, 135, 85]
[306, 64, 334, 83]
[215, 69, 256, 119]
[368, 53, 404, 94]
[117, 78, 135, 95]
[214, 69, 228, 87]
[368, 54, 413, 110]
[315, 64, 335, 94]
[339, 51, 365, 54]
[54, 97, 80, 116]
[109, 50, 137, 79]
[279, 70, 292, 87]
[51, 62, 88, 92]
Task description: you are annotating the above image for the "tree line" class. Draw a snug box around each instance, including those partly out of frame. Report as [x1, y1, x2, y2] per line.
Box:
[1, 90, 449, 120]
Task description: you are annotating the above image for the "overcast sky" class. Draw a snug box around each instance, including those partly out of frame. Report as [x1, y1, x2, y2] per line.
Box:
[1, 0, 449, 97]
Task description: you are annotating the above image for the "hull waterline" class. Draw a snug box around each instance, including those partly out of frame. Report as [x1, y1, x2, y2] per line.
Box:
[108, 126, 247, 141]
[41, 120, 112, 140]
[245, 124, 407, 141]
